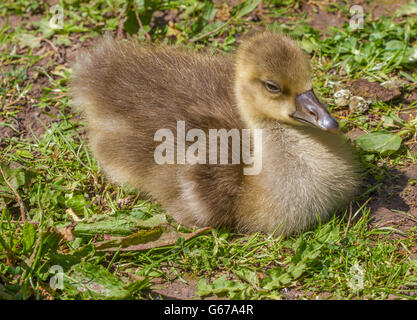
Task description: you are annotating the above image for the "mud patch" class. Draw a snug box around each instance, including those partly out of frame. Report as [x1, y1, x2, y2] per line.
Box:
[300, 0, 411, 35]
[0, 34, 92, 145]
[350, 79, 402, 103]
[368, 164, 417, 236]
[300, 1, 347, 34]
[151, 278, 199, 300]
[351, 0, 411, 19]
[0, 12, 43, 30]
[347, 127, 366, 141]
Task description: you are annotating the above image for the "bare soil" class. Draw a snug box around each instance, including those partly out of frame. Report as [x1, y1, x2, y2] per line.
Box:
[0, 23, 94, 147]
[369, 164, 417, 236]
[300, 0, 411, 33]
[150, 278, 199, 300]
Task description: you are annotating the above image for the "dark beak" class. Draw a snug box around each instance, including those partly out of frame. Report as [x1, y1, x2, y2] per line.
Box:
[292, 89, 339, 132]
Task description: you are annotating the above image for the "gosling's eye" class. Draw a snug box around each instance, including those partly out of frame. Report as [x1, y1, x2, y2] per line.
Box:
[265, 81, 281, 93]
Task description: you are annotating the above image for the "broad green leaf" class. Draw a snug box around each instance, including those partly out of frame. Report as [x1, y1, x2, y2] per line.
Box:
[384, 40, 405, 51]
[236, 0, 261, 18]
[64, 262, 148, 299]
[198, 21, 224, 36]
[22, 222, 36, 253]
[382, 116, 396, 128]
[262, 267, 292, 290]
[135, 0, 145, 12]
[234, 268, 259, 288]
[202, 1, 216, 22]
[124, 9, 139, 35]
[66, 195, 87, 214]
[95, 226, 211, 251]
[73, 216, 139, 236]
[94, 228, 163, 250]
[317, 224, 340, 243]
[288, 262, 308, 279]
[196, 275, 247, 297]
[405, 47, 417, 64]
[355, 132, 402, 155]
[12, 170, 26, 189]
[300, 37, 319, 53]
[73, 213, 167, 236]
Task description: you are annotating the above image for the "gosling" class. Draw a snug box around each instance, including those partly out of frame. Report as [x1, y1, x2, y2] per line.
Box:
[70, 32, 361, 236]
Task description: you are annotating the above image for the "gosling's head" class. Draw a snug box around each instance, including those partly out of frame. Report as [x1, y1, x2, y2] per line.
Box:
[234, 32, 338, 132]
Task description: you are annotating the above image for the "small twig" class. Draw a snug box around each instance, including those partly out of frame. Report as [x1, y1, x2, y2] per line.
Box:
[0, 166, 26, 222]
[3, 87, 25, 109]
[133, 2, 151, 44]
[42, 39, 62, 61]
[42, 38, 59, 54]
[344, 201, 353, 238]
[129, 192, 141, 209]
[3, 96, 24, 109]
[117, 13, 124, 39]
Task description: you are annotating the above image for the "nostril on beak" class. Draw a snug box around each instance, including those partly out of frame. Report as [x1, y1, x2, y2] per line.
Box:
[307, 109, 318, 121]
[294, 89, 339, 131]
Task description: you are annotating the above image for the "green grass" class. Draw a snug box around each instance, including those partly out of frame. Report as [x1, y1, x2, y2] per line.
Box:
[0, 0, 417, 300]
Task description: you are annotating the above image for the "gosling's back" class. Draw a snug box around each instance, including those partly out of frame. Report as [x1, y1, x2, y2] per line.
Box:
[71, 37, 245, 227]
[72, 37, 240, 129]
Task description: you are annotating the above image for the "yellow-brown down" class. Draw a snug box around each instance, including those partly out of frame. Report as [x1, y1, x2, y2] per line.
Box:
[70, 32, 361, 236]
